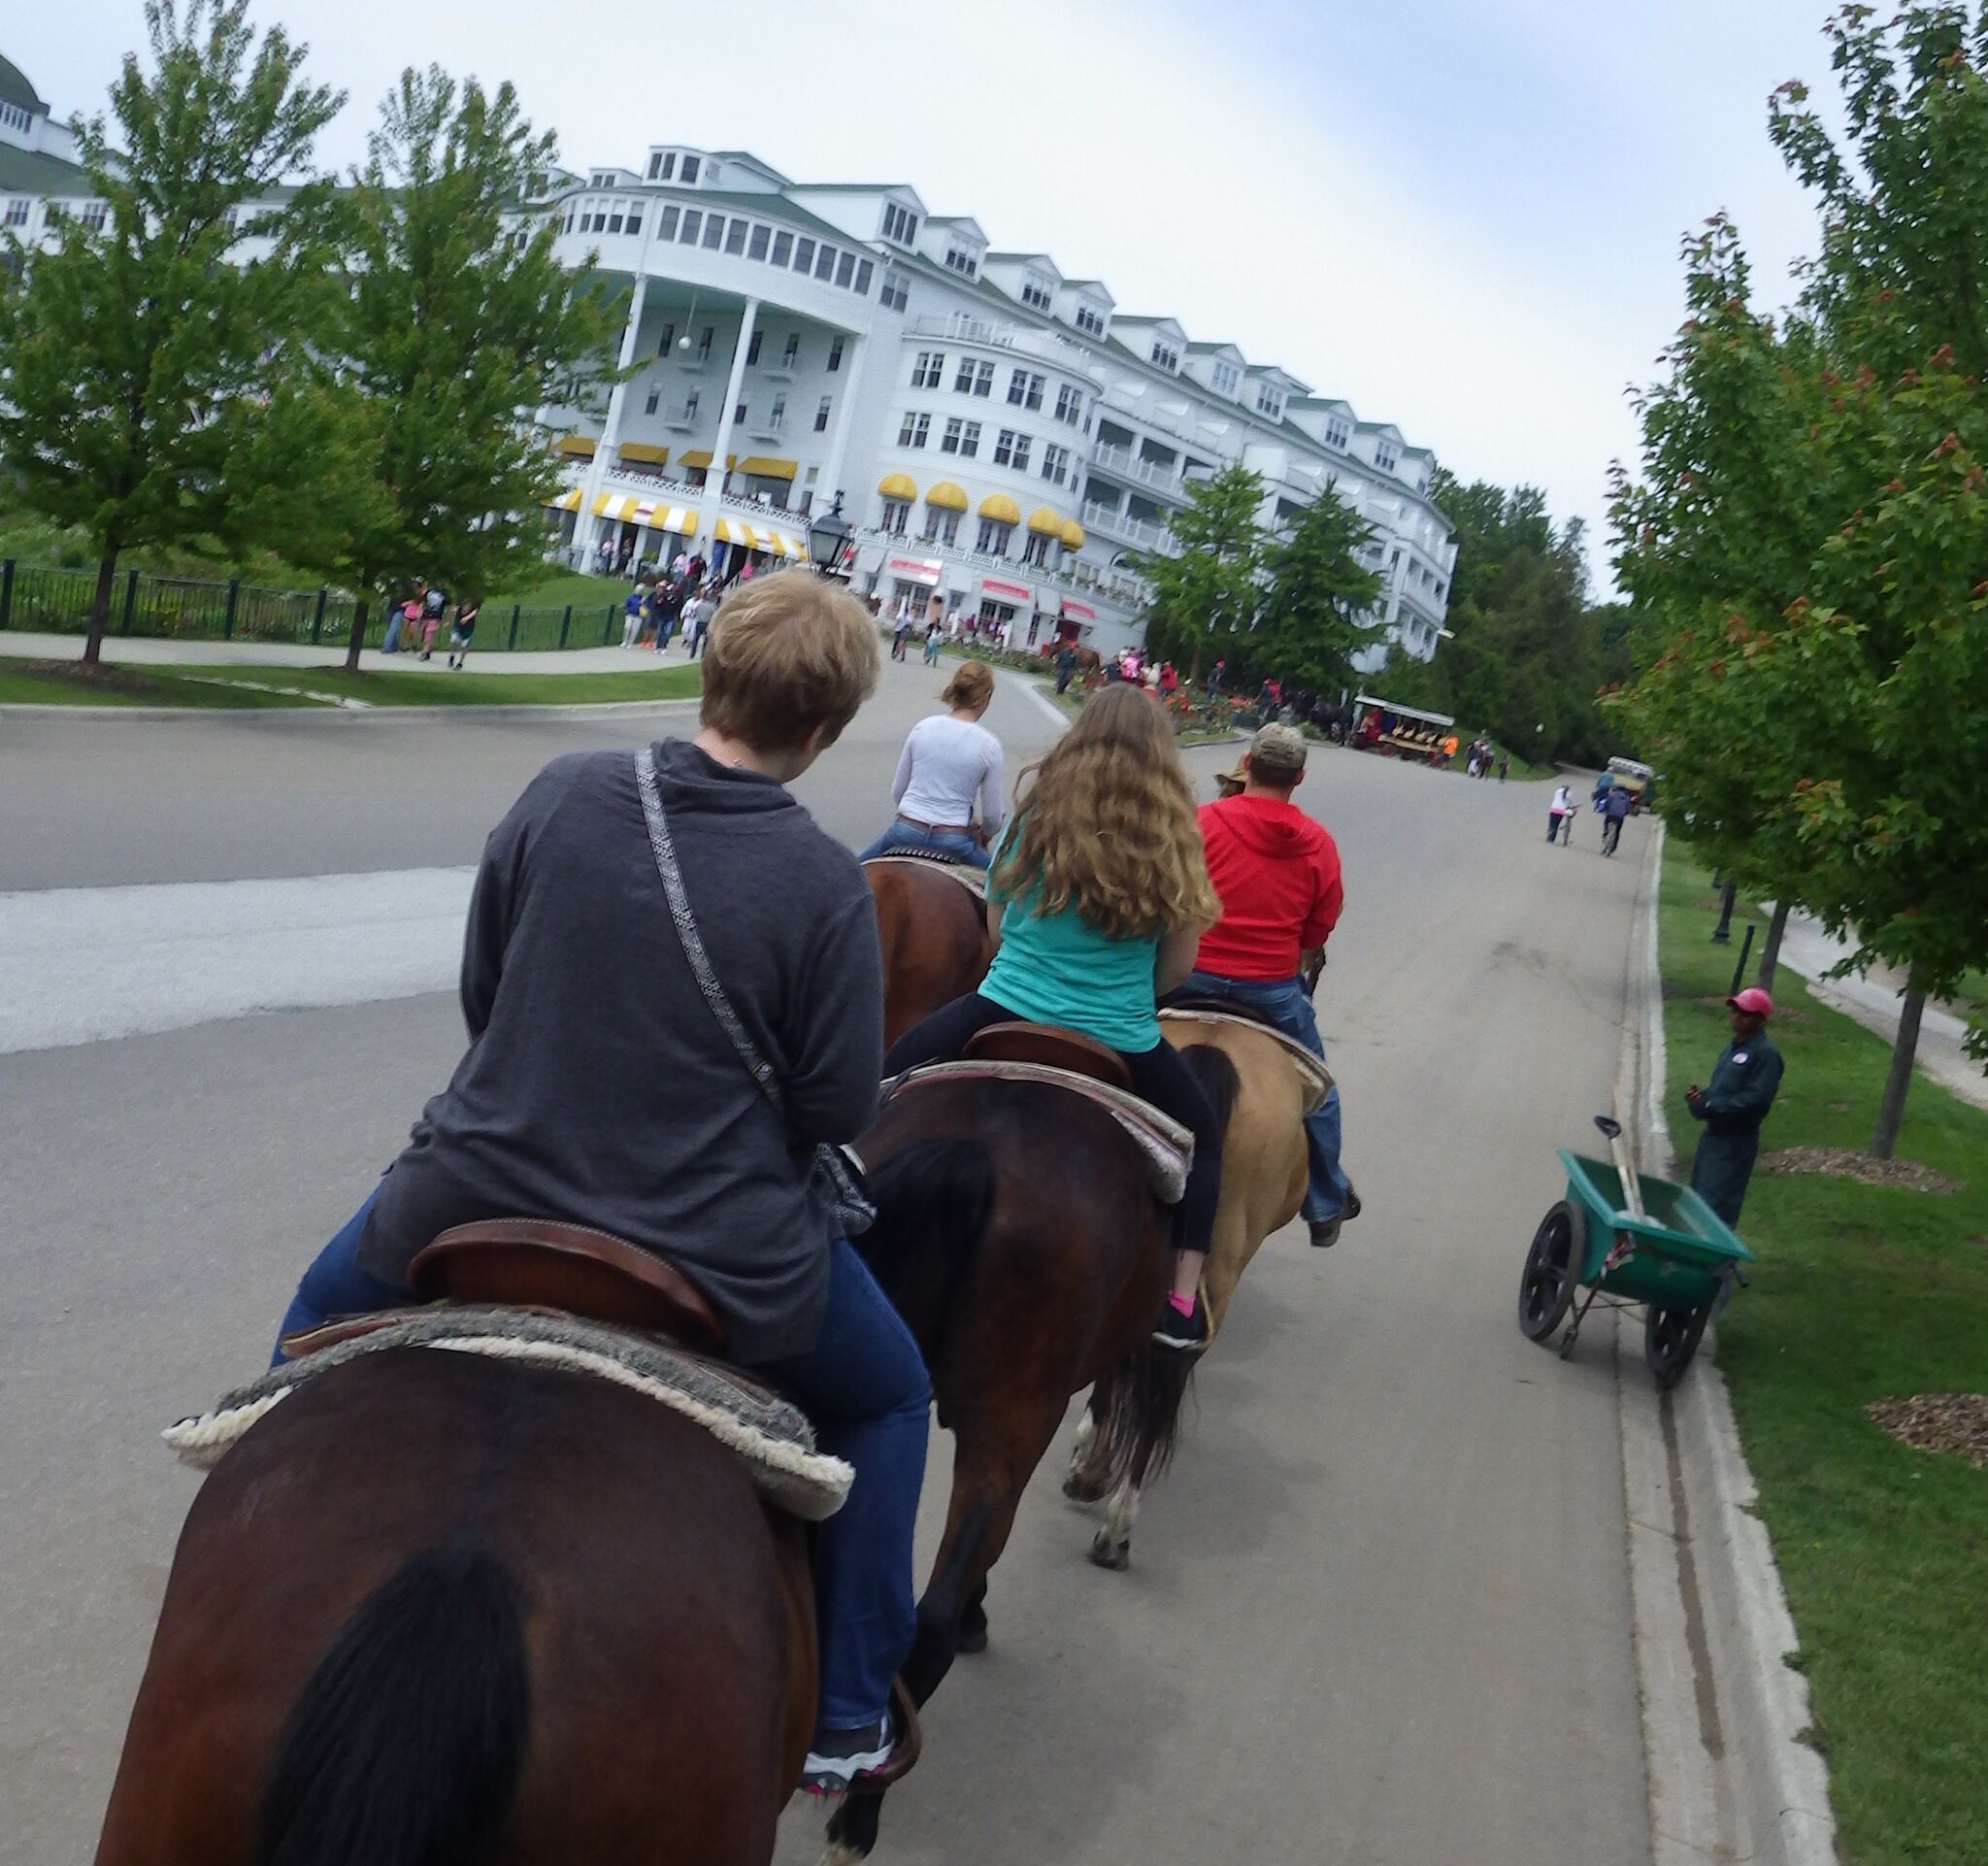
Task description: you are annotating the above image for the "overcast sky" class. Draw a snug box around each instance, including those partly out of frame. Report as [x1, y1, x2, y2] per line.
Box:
[15, 2, 1847, 592]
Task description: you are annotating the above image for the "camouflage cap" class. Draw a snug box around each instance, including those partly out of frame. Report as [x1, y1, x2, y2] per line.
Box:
[1248, 722, 1309, 774]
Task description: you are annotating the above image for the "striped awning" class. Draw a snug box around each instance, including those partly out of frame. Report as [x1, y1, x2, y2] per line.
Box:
[547, 486, 583, 512]
[553, 435, 597, 458]
[714, 516, 809, 559]
[592, 491, 698, 535]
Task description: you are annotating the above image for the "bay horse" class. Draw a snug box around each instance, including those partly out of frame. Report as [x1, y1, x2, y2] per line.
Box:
[864, 857, 995, 1047]
[1065, 1016, 1310, 1570]
[822, 1052, 1240, 1862]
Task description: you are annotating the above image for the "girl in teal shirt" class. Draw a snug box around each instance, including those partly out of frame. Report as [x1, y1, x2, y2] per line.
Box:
[883, 684, 1224, 1350]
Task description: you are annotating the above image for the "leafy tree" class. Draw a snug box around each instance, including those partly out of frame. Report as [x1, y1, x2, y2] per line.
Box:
[0, 0, 342, 663]
[1253, 483, 1383, 695]
[1133, 462, 1264, 680]
[308, 67, 621, 669]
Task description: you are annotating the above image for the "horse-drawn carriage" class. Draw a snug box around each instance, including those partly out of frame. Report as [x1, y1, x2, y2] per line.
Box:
[1348, 695, 1457, 767]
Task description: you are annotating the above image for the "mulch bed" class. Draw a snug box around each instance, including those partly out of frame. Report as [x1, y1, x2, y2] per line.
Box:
[1759, 1146, 1960, 1194]
[1867, 1393, 1988, 1472]
[17, 658, 163, 694]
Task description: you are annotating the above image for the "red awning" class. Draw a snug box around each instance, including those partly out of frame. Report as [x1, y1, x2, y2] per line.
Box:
[886, 555, 944, 586]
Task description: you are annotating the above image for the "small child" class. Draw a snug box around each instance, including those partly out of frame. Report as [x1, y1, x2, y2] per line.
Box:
[447, 600, 480, 669]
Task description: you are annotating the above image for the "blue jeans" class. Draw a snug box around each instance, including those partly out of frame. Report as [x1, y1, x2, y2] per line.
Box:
[859, 817, 991, 870]
[275, 1195, 927, 1734]
[381, 615, 403, 653]
[1181, 970, 1351, 1222]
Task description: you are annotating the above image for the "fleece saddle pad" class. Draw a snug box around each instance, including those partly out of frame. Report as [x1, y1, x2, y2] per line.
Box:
[881, 1060, 1192, 1204]
[163, 1307, 852, 1520]
[861, 852, 990, 900]
[1159, 1008, 1335, 1116]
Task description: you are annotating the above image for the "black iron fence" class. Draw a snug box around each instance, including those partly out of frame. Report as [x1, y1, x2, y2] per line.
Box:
[0, 559, 633, 654]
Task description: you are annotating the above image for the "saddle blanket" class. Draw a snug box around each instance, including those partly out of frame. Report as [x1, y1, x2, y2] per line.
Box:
[881, 1059, 1191, 1203]
[862, 852, 989, 900]
[1160, 1008, 1335, 1116]
[163, 1307, 853, 1520]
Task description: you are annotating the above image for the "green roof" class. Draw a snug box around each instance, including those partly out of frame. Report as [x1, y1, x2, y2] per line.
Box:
[0, 54, 46, 115]
[697, 189, 859, 244]
[0, 141, 87, 195]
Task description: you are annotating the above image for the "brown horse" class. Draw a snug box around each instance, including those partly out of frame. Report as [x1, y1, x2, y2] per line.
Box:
[864, 858, 995, 1047]
[821, 1057, 1238, 1862]
[95, 1348, 816, 1866]
[1065, 1016, 1310, 1569]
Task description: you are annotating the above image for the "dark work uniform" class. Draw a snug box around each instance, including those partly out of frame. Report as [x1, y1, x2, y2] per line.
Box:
[1687, 1031, 1784, 1226]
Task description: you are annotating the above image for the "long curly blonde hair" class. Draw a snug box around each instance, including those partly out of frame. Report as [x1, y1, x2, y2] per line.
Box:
[994, 683, 1220, 939]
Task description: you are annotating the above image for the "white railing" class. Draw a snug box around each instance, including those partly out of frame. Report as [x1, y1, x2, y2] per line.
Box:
[664, 402, 702, 427]
[1091, 442, 1188, 494]
[748, 411, 789, 439]
[851, 523, 1133, 608]
[1081, 500, 1176, 554]
[908, 312, 1106, 383]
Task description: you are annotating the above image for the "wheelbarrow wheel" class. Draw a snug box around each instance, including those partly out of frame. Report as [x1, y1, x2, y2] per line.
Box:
[1644, 1298, 1713, 1389]
[1518, 1200, 1585, 1343]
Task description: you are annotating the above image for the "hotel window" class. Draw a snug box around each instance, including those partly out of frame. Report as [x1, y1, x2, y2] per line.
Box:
[702, 215, 725, 250]
[855, 259, 874, 293]
[944, 246, 978, 278]
[1020, 272, 1053, 312]
[645, 386, 660, 415]
[608, 203, 625, 233]
[4, 198, 29, 227]
[955, 357, 994, 397]
[771, 229, 792, 266]
[1255, 386, 1282, 418]
[1325, 417, 1349, 450]
[679, 209, 702, 245]
[898, 411, 931, 449]
[781, 332, 800, 367]
[1054, 383, 1082, 426]
[881, 202, 919, 245]
[1149, 340, 1179, 372]
[911, 350, 945, 389]
[815, 244, 838, 281]
[769, 393, 787, 428]
[880, 499, 911, 536]
[1075, 303, 1106, 337]
[747, 223, 770, 260]
[725, 219, 747, 255]
[835, 251, 855, 287]
[591, 172, 613, 187]
[746, 330, 763, 365]
[1042, 443, 1071, 486]
[993, 429, 1030, 472]
[1375, 441, 1398, 473]
[0, 101, 32, 135]
[680, 156, 701, 183]
[1022, 533, 1050, 567]
[1213, 363, 1239, 395]
[625, 209, 642, 235]
[828, 337, 845, 371]
[942, 417, 980, 457]
[697, 326, 713, 361]
[562, 208, 574, 232]
[879, 270, 909, 312]
[82, 201, 109, 231]
[923, 507, 961, 545]
[1008, 370, 1044, 411]
[656, 322, 676, 356]
[735, 402, 747, 424]
[977, 518, 1013, 554]
[659, 206, 679, 241]
[814, 395, 832, 432]
[793, 236, 815, 273]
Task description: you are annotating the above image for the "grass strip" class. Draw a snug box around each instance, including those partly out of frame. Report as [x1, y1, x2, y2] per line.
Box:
[0, 661, 322, 708]
[1658, 847, 1988, 1866]
[2, 659, 702, 710]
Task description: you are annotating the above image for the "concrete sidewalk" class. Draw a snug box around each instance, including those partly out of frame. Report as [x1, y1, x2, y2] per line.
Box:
[0, 629, 690, 677]
[1774, 909, 1988, 1113]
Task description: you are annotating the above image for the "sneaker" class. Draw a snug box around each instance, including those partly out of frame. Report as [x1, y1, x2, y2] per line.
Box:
[800, 1712, 897, 1798]
[1152, 1293, 1209, 1352]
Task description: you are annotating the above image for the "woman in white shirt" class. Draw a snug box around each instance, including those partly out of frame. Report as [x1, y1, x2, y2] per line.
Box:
[1548, 783, 1574, 845]
[861, 660, 1005, 868]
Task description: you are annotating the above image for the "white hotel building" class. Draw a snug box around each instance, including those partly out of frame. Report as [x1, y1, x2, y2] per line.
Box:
[1, 50, 1457, 664]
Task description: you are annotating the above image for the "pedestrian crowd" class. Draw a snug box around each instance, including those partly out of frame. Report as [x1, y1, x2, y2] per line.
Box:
[380, 578, 481, 669]
[620, 549, 720, 659]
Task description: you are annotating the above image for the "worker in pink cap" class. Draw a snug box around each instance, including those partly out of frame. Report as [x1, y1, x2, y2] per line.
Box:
[1684, 986, 1784, 1225]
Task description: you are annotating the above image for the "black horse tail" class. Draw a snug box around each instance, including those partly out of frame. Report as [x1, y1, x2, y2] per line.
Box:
[858, 1137, 997, 1354]
[253, 1545, 530, 1866]
[1101, 1042, 1243, 1488]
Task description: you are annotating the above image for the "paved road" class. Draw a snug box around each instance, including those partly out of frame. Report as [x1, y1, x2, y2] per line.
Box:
[0, 660, 1656, 1866]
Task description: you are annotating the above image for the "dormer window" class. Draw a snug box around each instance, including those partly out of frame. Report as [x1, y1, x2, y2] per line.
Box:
[1212, 362, 1240, 396]
[1254, 385, 1283, 420]
[1020, 272, 1054, 313]
[1375, 440, 1398, 474]
[944, 245, 978, 278]
[1074, 303, 1106, 337]
[680, 155, 701, 184]
[1325, 417, 1350, 450]
[881, 203, 920, 246]
[1150, 340, 1180, 373]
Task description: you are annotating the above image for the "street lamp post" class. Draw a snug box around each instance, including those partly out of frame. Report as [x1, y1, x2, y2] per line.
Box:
[807, 491, 852, 581]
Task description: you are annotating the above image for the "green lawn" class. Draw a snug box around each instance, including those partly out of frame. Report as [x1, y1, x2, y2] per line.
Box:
[1658, 850, 1988, 1866]
[0, 659, 702, 709]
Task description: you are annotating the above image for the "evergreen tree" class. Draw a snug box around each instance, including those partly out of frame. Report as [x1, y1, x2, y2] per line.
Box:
[1253, 483, 1383, 696]
[1132, 462, 1265, 679]
[0, 0, 342, 664]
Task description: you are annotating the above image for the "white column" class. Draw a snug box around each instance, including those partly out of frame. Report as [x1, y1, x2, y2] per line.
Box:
[816, 331, 869, 516]
[712, 296, 760, 499]
[572, 275, 650, 565]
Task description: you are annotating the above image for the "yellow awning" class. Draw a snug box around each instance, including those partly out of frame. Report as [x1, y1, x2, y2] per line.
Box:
[737, 455, 798, 482]
[925, 481, 969, 511]
[712, 516, 809, 558]
[547, 487, 583, 511]
[554, 435, 596, 458]
[617, 442, 670, 465]
[878, 472, 918, 500]
[591, 492, 699, 534]
[643, 503, 700, 537]
[1027, 506, 1065, 536]
[1060, 517, 1085, 549]
[679, 449, 714, 469]
[978, 492, 1021, 524]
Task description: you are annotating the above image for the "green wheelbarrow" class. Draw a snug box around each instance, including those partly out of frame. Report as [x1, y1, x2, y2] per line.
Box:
[1518, 1116, 1753, 1388]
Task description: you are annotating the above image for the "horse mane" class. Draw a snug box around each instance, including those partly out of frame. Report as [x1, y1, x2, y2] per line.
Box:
[253, 1544, 530, 1866]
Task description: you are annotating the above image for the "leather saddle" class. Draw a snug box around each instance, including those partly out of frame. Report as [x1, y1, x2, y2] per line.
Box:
[280, 1218, 726, 1358]
[1160, 992, 1283, 1032]
[962, 1020, 1132, 1092]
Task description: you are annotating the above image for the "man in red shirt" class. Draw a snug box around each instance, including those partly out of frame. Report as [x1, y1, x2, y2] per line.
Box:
[1188, 724, 1359, 1247]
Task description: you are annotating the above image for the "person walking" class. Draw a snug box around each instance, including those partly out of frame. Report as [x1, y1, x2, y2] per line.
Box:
[891, 605, 913, 662]
[1547, 783, 1574, 844]
[684, 584, 716, 658]
[1183, 724, 1358, 1248]
[1685, 988, 1785, 1226]
[623, 580, 649, 650]
[1601, 780, 1634, 855]
[1054, 642, 1078, 695]
[1498, 752, 1509, 783]
[860, 660, 1004, 868]
[922, 619, 943, 666]
[418, 583, 447, 659]
[447, 598, 480, 669]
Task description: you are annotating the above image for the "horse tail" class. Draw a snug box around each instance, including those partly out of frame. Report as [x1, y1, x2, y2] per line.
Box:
[858, 1137, 996, 1348]
[1099, 1042, 1243, 1488]
[253, 1545, 530, 1866]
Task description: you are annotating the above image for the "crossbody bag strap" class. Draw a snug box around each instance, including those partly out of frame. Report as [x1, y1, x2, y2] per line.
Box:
[634, 747, 785, 1116]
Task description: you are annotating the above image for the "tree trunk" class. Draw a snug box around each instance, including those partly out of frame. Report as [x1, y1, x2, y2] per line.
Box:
[344, 592, 369, 672]
[1871, 983, 1927, 1160]
[1757, 900, 1791, 992]
[83, 547, 119, 666]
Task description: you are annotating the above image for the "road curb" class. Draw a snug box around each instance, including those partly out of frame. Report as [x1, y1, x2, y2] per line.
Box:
[1620, 820, 1839, 1866]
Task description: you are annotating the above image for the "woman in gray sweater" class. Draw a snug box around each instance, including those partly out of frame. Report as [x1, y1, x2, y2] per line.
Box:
[273, 573, 925, 1794]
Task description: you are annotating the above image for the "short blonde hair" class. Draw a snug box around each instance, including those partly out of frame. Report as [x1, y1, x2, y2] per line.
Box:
[942, 659, 994, 712]
[700, 571, 881, 750]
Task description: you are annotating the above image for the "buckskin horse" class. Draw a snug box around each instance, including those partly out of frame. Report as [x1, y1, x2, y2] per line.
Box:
[864, 857, 996, 1047]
